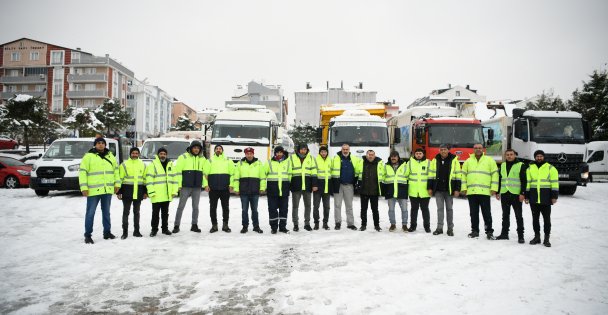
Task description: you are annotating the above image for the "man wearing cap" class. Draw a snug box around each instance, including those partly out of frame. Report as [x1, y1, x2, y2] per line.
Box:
[204, 145, 235, 233]
[331, 144, 362, 230]
[525, 150, 559, 247]
[289, 143, 318, 232]
[428, 144, 461, 236]
[145, 147, 178, 237]
[117, 147, 147, 239]
[495, 149, 527, 243]
[234, 147, 265, 234]
[383, 151, 409, 232]
[173, 140, 207, 234]
[313, 145, 332, 230]
[407, 148, 432, 233]
[461, 143, 499, 240]
[265, 146, 292, 233]
[79, 137, 120, 244]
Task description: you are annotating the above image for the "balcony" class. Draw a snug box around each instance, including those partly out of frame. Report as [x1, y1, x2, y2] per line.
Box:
[1, 91, 46, 100]
[0, 75, 46, 84]
[67, 90, 108, 98]
[68, 74, 107, 83]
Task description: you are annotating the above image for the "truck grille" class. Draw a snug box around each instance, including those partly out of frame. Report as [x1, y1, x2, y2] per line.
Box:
[544, 154, 583, 173]
[36, 167, 65, 178]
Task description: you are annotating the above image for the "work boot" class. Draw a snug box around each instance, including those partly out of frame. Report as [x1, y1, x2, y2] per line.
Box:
[408, 226, 416, 232]
[402, 225, 408, 232]
[468, 231, 479, 238]
[334, 223, 341, 230]
[495, 232, 509, 240]
[103, 233, 116, 240]
[133, 230, 143, 237]
[222, 223, 231, 233]
[359, 225, 367, 231]
[271, 229, 277, 234]
[253, 226, 263, 234]
[191, 224, 201, 233]
[314, 222, 319, 230]
[323, 222, 330, 230]
[447, 228, 454, 237]
[279, 228, 290, 233]
[121, 230, 128, 240]
[433, 229, 443, 235]
[543, 234, 551, 247]
[374, 226, 382, 232]
[293, 225, 299, 232]
[529, 233, 541, 245]
[172, 225, 180, 233]
[347, 225, 358, 231]
[209, 225, 218, 233]
[486, 232, 496, 240]
[84, 236, 94, 244]
[517, 233, 525, 244]
[389, 224, 396, 232]
[240, 226, 248, 234]
[425, 227, 432, 233]
[150, 230, 158, 237]
[162, 229, 172, 235]
[304, 225, 313, 231]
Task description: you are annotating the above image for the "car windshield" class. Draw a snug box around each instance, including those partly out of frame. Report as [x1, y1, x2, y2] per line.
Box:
[427, 124, 484, 147]
[330, 126, 389, 146]
[43, 141, 117, 159]
[212, 123, 270, 144]
[0, 157, 26, 167]
[141, 141, 190, 160]
[529, 118, 585, 144]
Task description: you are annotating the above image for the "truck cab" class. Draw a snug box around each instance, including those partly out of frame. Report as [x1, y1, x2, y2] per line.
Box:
[328, 110, 390, 161]
[585, 141, 607, 182]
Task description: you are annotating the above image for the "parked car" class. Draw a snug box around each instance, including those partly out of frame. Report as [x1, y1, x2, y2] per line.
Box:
[0, 150, 43, 165]
[0, 137, 19, 150]
[587, 141, 608, 182]
[0, 156, 32, 188]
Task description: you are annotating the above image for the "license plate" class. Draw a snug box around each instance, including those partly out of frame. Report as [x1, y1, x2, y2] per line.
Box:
[41, 178, 57, 184]
[558, 174, 569, 179]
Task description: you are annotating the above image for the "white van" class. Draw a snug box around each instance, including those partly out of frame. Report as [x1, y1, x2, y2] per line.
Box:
[140, 137, 192, 164]
[587, 141, 608, 182]
[30, 138, 124, 196]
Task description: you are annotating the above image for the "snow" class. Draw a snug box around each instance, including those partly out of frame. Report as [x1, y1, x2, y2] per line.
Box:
[1, 184, 607, 314]
[12, 94, 33, 102]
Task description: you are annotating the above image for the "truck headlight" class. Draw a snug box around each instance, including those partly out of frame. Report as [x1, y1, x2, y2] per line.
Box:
[581, 171, 589, 179]
[17, 170, 31, 176]
[68, 164, 80, 171]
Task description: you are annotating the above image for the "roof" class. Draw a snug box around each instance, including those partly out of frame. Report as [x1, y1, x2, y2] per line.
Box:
[523, 110, 582, 119]
[0, 37, 91, 54]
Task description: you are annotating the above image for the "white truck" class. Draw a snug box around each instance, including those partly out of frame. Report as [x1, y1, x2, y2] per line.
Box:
[210, 104, 291, 162]
[328, 110, 390, 161]
[586, 141, 608, 182]
[30, 137, 125, 196]
[140, 137, 192, 164]
[481, 104, 591, 195]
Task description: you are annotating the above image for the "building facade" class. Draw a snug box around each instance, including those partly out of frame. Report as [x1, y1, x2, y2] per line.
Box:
[0, 38, 134, 119]
[127, 79, 173, 144]
[171, 101, 197, 126]
[406, 84, 486, 109]
[294, 81, 377, 126]
[225, 81, 288, 125]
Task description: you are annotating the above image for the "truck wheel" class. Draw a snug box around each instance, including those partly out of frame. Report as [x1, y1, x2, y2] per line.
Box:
[35, 189, 49, 196]
[4, 176, 19, 188]
[559, 185, 577, 195]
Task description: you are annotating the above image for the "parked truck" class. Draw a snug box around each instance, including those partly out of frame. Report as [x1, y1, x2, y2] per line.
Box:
[586, 141, 608, 182]
[210, 104, 292, 162]
[387, 106, 485, 162]
[480, 104, 591, 195]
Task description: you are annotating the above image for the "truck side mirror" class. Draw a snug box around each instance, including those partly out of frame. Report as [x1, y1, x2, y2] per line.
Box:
[487, 128, 494, 142]
[393, 128, 401, 143]
[316, 127, 323, 144]
[415, 127, 424, 145]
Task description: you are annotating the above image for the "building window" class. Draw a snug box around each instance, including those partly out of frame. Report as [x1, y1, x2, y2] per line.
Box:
[36, 85, 45, 92]
[7, 85, 16, 92]
[51, 51, 64, 65]
[30, 52, 39, 61]
[54, 69, 64, 80]
[52, 99, 62, 113]
[11, 52, 20, 61]
[54, 84, 62, 96]
[8, 69, 19, 77]
[84, 99, 95, 107]
[85, 84, 96, 91]
[456, 91, 461, 97]
[72, 52, 80, 61]
[86, 68, 96, 74]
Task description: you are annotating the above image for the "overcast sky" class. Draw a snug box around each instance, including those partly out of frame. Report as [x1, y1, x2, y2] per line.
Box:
[2, 0, 607, 118]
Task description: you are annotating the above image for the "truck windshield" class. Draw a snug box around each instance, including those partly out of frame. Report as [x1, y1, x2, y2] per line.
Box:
[427, 124, 484, 147]
[43, 141, 117, 159]
[212, 123, 270, 145]
[529, 118, 585, 144]
[141, 141, 189, 160]
[330, 126, 389, 146]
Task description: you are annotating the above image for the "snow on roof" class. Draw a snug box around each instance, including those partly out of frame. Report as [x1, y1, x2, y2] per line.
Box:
[321, 103, 385, 111]
[12, 94, 33, 102]
[523, 110, 582, 118]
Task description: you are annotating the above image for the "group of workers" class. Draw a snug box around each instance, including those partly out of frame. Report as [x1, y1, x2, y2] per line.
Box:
[79, 137, 559, 247]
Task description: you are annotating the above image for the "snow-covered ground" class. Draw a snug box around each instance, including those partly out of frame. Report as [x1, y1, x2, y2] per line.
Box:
[1, 184, 607, 314]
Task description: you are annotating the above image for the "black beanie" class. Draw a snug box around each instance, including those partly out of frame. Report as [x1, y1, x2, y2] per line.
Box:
[93, 137, 106, 146]
[157, 147, 168, 155]
[129, 147, 140, 155]
[533, 150, 545, 157]
[274, 146, 285, 154]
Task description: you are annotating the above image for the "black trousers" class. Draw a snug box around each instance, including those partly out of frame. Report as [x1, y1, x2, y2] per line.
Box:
[500, 193, 524, 235]
[122, 198, 141, 232]
[313, 191, 331, 224]
[410, 197, 430, 230]
[531, 203, 551, 235]
[151, 201, 170, 232]
[268, 194, 289, 231]
[360, 194, 379, 227]
[209, 190, 230, 225]
[468, 195, 493, 234]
